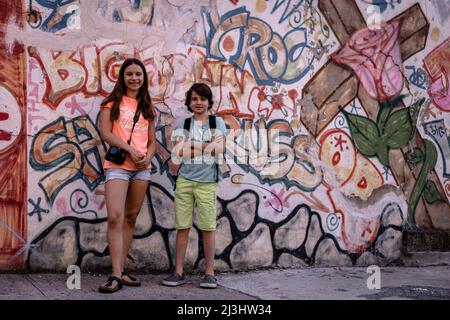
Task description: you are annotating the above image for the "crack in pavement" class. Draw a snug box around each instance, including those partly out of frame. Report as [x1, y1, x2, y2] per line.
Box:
[24, 275, 54, 300]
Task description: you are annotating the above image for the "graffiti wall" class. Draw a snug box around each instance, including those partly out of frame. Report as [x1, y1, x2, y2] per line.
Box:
[0, 0, 449, 271]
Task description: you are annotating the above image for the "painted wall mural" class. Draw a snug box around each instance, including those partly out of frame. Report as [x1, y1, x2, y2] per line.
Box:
[0, 0, 449, 271]
[0, 1, 28, 270]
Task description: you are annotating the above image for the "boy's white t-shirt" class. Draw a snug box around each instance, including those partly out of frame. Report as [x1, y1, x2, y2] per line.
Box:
[172, 116, 227, 182]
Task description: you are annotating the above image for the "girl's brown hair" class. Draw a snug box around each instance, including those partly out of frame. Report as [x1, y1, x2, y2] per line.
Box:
[101, 58, 156, 121]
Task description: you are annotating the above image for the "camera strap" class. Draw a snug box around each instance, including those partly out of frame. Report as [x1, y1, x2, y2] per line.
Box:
[126, 108, 141, 145]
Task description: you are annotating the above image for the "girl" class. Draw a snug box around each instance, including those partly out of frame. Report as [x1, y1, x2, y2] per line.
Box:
[98, 58, 156, 293]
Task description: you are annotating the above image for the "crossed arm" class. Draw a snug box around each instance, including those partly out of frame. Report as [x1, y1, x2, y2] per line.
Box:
[173, 134, 225, 160]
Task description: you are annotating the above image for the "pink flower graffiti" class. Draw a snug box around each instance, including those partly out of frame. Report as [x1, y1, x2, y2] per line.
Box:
[65, 96, 88, 115]
[424, 38, 450, 112]
[263, 188, 290, 213]
[332, 20, 404, 102]
[428, 70, 450, 112]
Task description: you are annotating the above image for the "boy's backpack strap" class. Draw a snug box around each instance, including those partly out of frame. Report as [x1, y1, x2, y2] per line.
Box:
[208, 115, 219, 183]
[183, 117, 192, 138]
[208, 115, 216, 130]
[174, 117, 193, 191]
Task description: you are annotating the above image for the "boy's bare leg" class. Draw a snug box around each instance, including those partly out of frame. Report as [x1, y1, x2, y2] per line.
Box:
[202, 230, 215, 275]
[175, 228, 190, 275]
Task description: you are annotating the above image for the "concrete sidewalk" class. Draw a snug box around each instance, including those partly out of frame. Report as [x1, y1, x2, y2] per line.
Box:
[1, 266, 449, 300]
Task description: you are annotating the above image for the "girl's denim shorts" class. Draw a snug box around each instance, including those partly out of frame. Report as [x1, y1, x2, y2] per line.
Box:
[104, 168, 151, 183]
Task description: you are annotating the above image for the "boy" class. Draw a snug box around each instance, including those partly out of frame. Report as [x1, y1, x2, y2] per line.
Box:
[162, 83, 226, 289]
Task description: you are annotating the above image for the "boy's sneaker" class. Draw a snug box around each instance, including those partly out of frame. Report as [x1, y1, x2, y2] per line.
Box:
[200, 274, 217, 289]
[162, 272, 186, 287]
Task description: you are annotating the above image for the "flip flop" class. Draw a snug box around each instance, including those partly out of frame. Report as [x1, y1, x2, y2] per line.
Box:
[121, 272, 141, 287]
[98, 275, 123, 293]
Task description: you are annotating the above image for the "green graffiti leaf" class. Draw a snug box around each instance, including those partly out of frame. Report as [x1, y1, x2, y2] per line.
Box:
[423, 180, 445, 204]
[377, 94, 408, 130]
[408, 140, 438, 226]
[376, 144, 390, 167]
[383, 108, 413, 149]
[376, 105, 392, 134]
[406, 148, 424, 165]
[343, 111, 379, 156]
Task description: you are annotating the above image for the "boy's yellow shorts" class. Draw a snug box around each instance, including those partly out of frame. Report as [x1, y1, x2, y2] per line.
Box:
[174, 177, 217, 231]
